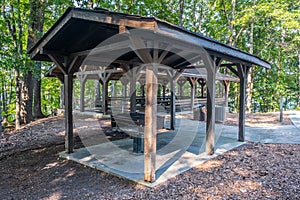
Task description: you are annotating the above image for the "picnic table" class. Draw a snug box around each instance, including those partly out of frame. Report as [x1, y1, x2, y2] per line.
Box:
[111, 112, 165, 153]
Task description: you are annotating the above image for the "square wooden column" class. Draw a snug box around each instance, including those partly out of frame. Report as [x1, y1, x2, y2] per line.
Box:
[206, 67, 216, 155]
[94, 80, 101, 106]
[102, 80, 109, 115]
[60, 82, 64, 109]
[189, 77, 198, 109]
[237, 65, 249, 141]
[223, 80, 230, 107]
[64, 73, 74, 153]
[78, 74, 87, 112]
[144, 66, 158, 183]
[130, 74, 137, 113]
[177, 80, 186, 98]
[205, 57, 221, 155]
[98, 72, 112, 115]
[162, 80, 168, 98]
[198, 79, 206, 98]
[166, 69, 183, 130]
[170, 79, 176, 130]
[127, 67, 142, 113]
[139, 80, 146, 98]
[48, 54, 85, 154]
[120, 79, 129, 113]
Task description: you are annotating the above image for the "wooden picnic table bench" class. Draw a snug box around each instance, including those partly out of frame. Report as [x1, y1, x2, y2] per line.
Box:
[111, 112, 165, 153]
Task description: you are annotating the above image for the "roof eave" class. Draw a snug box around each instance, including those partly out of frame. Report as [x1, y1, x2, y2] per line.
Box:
[156, 22, 271, 69]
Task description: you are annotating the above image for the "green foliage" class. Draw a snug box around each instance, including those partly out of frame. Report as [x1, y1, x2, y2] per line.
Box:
[41, 75, 61, 115]
[0, 0, 299, 120]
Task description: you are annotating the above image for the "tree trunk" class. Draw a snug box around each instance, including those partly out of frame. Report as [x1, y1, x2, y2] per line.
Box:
[33, 61, 44, 118]
[28, 0, 45, 119]
[298, 49, 300, 107]
[15, 68, 22, 129]
[179, 0, 185, 27]
[246, 21, 254, 113]
[1, 77, 6, 115]
[21, 71, 34, 124]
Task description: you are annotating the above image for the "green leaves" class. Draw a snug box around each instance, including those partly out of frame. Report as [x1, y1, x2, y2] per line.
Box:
[0, 0, 299, 119]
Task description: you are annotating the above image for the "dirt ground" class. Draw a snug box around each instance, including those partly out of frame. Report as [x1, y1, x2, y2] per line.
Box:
[0, 112, 299, 199]
[224, 112, 292, 127]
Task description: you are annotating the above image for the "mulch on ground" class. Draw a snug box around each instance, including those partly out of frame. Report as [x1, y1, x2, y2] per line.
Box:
[0, 142, 299, 199]
[0, 113, 299, 199]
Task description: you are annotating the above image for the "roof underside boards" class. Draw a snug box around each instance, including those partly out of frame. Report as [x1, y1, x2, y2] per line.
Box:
[29, 7, 271, 75]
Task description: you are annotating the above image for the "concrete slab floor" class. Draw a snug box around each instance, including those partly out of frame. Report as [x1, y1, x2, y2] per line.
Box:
[61, 117, 245, 187]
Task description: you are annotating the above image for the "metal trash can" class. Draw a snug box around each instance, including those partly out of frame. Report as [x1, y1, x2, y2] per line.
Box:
[193, 104, 206, 121]
[215, 106, 227, 122]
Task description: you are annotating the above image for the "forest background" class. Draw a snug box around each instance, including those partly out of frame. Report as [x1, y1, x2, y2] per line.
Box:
[0, 0, 299, 130]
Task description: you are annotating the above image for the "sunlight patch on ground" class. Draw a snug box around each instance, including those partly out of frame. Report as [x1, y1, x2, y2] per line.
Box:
[195, 160, 224, 171]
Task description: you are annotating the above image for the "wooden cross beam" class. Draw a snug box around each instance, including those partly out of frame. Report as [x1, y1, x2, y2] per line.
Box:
[129, 35, 153, 64]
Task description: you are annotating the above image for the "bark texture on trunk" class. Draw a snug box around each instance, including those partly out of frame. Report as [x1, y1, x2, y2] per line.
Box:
[246, 21, 254, 113]
[15, 69, 22, 129]
[298, 50, 300, 107]
[25, 0, 45, 120]
[21, 71, 34, 124]
[33, 61, 44, 118]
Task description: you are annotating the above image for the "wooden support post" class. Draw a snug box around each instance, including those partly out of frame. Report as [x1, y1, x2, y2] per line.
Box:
[198, 79, 206, 98]
[237, 65, 249, 142]
[205, 57, 221, 155]
[139, 80, 145, 98]
[189, 77, 198, 109]
[223, 80, 230, 107]
[166, 69, 183, 130]
[111, 80, 116, 97]
[98, 72, 112, 115]
[144, 65, 158, 183]
[80, 81, 85, 112]
[60, 83, 64, 109]
[48, 55, 85, 154]
[170, 78, 176, 130]
[206, 67, 216, 155]
[177, 79, 186, 98]
[126, 67, 142, 113]
[78, 74, 87, 112]
[162, 85, 166, 98]
[162, 80, 167, 98]
[102, 81, 108, 115]
[64, 73, 74, 154]
[121, 79, 129, 113]
[94, 80, 101, 107]
[130, 74, 137, 113]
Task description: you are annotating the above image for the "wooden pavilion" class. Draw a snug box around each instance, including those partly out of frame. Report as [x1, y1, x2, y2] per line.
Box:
[29, 7, 270, 182]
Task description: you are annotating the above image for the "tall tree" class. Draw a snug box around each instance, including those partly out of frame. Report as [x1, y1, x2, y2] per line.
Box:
[1, 0, 28, 129]
[28, 0, 45, 119]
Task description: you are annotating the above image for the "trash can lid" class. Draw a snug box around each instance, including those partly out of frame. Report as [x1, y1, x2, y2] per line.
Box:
[193, 104, 205, 108]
